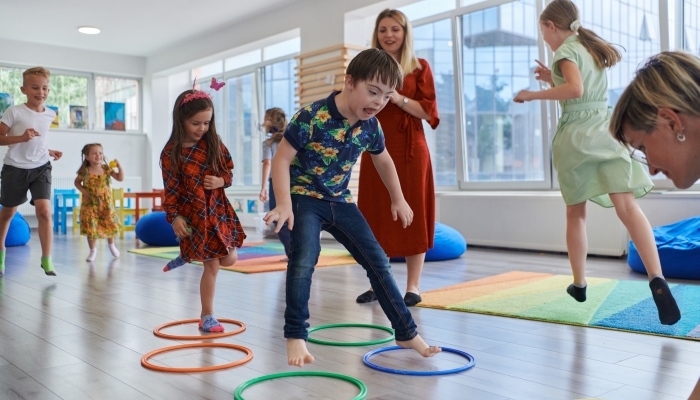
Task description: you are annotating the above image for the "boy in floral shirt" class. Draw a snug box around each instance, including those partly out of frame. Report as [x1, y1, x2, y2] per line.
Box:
[264, 48, 441, 367]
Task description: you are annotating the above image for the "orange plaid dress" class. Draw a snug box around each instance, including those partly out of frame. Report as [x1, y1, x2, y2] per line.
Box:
[160, 137, 245, 262]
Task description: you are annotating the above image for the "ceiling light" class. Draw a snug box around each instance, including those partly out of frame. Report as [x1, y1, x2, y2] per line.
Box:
[78, 27, 100, 35]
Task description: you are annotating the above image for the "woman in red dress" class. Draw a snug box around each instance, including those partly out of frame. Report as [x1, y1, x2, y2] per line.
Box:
[356, 9, 439, 306]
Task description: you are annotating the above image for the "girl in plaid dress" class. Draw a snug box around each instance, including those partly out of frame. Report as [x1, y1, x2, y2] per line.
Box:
[160, 87, 246, 332]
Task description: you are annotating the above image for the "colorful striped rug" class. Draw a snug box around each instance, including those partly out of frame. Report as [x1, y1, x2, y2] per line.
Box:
[128, 242, 356, 274]
[419, 271, 700, 340]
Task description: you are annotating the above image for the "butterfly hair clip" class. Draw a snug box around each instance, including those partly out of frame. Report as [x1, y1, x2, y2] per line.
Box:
[210, 77, 225, 91]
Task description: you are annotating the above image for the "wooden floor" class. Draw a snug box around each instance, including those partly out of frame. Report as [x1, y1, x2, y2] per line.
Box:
[1, 230, 699, 400]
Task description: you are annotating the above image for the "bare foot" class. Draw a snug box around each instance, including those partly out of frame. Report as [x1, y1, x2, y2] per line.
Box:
[396, 334, 441, 358]
[287, 338, 315, 367]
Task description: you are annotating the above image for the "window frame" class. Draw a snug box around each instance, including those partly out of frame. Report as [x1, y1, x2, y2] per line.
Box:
[192, 52, 300, 193]
[0, 62, 143, 133]
[407, 0, 699, 191]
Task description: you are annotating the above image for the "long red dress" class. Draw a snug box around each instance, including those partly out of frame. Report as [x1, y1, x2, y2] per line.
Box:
[161, 137, 246, 262]
[357, 58, 439, 258]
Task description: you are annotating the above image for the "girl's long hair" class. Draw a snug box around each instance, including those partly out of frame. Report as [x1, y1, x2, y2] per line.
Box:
[264, 107, 287, 146]
[77, 143, 108, 174]
[540, 0, 621, 69]
[371, 9, 422, 75]
[163, 90, 223, 174]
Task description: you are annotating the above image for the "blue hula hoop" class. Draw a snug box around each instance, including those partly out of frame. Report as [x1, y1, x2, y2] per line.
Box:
[363, 346, 475, 376]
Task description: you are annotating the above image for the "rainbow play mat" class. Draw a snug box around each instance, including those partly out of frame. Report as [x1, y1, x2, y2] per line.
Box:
[419, 271, 700, 339]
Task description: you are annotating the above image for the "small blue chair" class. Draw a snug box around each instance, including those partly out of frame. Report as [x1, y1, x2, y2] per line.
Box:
[53, 189, 80, 234]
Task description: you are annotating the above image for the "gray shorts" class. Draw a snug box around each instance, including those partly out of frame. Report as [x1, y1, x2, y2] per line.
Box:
[0, 162, 52, 207]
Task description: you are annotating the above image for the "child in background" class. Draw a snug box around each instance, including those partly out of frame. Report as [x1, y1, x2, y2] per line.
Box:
[259, 107, 291, 259]
[514, 0, 680, 325]
[160, 85, 245, 332]
[0, 67, 63, 276]
[264, 48, 441, 367]
[74, 143, 123, 262]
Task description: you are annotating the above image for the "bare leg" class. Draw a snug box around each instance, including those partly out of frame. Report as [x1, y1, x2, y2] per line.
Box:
[610, 192, 680, 325]
[219, 248, 238, 267]
[566, 202, 588, 285]
[200, 258, 220, 317]
[88, 239, 97, 248]
[609, 193, 661, 277]
[34, 200, 52, 257]
[405, 252, 426, 294]
[0, 206, 17, 252]
[287, 339, 314, 367]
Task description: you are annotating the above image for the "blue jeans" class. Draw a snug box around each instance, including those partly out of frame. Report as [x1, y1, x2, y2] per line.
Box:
[268, 178, 291, 257]
[284, 195, 418, 341]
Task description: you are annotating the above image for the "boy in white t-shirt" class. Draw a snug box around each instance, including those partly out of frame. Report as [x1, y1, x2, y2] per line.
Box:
[0, 67, 63, 276]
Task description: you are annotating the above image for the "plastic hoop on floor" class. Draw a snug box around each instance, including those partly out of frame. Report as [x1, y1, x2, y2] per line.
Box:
[141, 343, 253, 373]
[307, 323, 394, 346]
[234, 371, 367, 400]
[153, 318, 246, 340]
[363, 346, 475, 375]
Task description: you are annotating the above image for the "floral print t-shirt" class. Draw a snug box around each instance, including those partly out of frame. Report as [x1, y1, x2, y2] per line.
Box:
[283, 91, 385, 203]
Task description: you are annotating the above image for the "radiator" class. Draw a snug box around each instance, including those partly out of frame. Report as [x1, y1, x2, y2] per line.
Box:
[436, 191, 629, 256]
[12, 176, 142, 217]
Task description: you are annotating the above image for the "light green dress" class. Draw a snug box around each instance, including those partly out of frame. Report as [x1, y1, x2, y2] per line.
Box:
[551, 35, 652, 208]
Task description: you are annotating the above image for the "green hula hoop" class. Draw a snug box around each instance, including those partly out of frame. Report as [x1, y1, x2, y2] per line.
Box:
[234, 371, 367, 400]
[307, 323, 395, 346]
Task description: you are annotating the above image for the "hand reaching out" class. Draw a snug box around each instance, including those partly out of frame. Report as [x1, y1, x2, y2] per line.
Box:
[49, 149, 62, 161]
[264, 204, 294, 232]
[534, 60, 552, 85]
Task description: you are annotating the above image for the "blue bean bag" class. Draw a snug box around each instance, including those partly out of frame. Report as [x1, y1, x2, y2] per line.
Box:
[135, 212, 178, 246]
[628, 216, 700, 280]
[0, 206, 30, 247]
[390, 222, 467, 262]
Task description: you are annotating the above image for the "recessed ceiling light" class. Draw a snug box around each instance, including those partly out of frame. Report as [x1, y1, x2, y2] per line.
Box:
[78, 27, 100, 35]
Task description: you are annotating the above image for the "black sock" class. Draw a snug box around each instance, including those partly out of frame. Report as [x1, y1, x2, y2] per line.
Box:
[567, 284, 587, 302]
[649, 277, 681, 325]
[356, 290, 377, 303]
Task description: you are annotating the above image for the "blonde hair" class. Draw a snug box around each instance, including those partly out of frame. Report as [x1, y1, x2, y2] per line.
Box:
[540, 0, 621, 69]
[264, 108, 287, 146]
[610, 51, 700, 144]
[371, 9, 422, 75]
[23, 67, 51, 83]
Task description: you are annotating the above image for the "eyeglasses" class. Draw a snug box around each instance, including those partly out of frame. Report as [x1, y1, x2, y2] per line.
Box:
[628, 146, 648, 165]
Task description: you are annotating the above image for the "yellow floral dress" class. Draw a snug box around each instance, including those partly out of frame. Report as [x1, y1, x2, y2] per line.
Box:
[79, 165, 120, 239]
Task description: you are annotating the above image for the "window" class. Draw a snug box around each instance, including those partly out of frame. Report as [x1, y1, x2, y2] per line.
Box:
[0, 65, 141, 131]
[399, 0, 456, 21]
[226, 50, 262, 72]
[685, 0, 700, 55]
[95, 77, 140, 131]
[264, 38, 301, 61]
[264, 58, 297, 120]
[195, 78, 225, 135]
[414, 18, 458, 186]
[227, 72, 262, 186]
[572, 0, 660, 106]
[461, 0, 544, 183]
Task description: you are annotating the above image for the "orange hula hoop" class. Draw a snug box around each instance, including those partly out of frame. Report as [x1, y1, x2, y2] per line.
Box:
[153, 318, 246, 340]
[141, 342, 253, 373]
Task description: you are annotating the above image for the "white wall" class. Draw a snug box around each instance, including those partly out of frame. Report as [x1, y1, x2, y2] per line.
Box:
[0, 38, 146, 76]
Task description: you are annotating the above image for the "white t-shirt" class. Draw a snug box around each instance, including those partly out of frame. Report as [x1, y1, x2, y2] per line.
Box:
[0, 104, 55, 169]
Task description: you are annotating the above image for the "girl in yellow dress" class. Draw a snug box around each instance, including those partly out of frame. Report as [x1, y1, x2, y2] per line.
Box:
[74, 143, 123, 262]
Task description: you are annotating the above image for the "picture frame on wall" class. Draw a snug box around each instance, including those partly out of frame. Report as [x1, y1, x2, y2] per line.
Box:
[0, 92, 12, 119]
[47, 105, 59, 128]
[105, 102, 126, 131]
[69, 105, 88, 129]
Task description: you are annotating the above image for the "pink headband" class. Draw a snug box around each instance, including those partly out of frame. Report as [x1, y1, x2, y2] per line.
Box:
[179, 77, 225, 107]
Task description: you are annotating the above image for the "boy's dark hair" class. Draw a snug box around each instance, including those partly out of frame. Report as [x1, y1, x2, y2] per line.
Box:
[346, 48, 404, 90]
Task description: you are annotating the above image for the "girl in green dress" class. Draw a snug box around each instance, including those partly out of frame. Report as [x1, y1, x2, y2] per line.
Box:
[514, 0, 680, 325]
